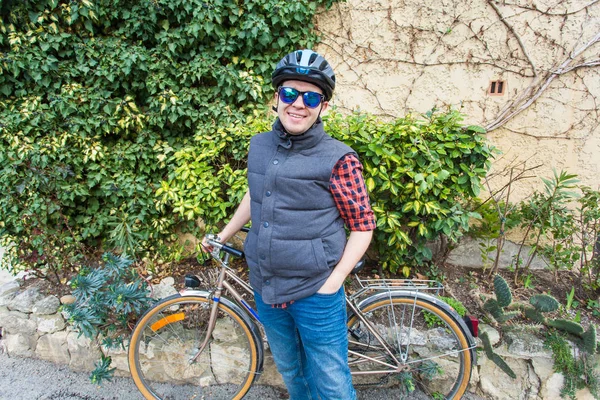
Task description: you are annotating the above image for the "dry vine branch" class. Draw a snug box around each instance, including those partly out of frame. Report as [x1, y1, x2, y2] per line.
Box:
[317, 0, 599, 136]
[487, 0, 538, 76]
[485, 31, 600, 132]
[500, 0, 600, 16]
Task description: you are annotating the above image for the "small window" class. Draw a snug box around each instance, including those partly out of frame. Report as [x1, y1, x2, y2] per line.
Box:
[488, 80, 506, 96]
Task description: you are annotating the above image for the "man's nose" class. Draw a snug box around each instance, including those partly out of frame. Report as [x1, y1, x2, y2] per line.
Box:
[291, 95, 305, 108]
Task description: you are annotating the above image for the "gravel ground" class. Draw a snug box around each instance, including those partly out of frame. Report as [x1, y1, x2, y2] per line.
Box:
[0, 353, 487, 400]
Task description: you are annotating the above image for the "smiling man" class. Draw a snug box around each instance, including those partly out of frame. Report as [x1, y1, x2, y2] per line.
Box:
[207, 49, 375, 399]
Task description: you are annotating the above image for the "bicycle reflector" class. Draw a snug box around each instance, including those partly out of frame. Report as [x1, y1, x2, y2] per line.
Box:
[151, 313, 185, 332]
[463, 315, 479, 337]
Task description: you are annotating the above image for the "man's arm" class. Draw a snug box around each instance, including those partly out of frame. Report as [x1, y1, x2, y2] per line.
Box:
[318, 153, 376, 293]
[317, 230, 373, 294]
[202, 190, 251, 251]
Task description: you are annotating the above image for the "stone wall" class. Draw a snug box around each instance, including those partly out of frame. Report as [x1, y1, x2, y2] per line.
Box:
[0, 273, 597, 399]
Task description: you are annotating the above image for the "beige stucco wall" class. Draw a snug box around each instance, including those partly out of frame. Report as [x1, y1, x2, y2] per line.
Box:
[315, 0, 600, 201]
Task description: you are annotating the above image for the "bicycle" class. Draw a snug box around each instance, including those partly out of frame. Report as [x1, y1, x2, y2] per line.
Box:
[128, 230, 478, 400]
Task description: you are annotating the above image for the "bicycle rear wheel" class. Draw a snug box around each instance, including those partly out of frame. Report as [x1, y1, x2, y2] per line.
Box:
[347, 294, 472, 399]
[128, 294, 261, 400]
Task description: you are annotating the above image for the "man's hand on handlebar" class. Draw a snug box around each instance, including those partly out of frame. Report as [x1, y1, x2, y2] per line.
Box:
[201, 233, 222, 253]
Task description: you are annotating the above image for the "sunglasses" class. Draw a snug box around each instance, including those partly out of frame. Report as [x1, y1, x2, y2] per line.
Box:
[278, 87, 325, 109]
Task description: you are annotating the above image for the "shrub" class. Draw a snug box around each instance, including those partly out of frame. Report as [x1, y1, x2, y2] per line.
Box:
[0, 0, 339, 279]
[328, 109, 494, 274]
[62, 253, 154, 383]
[158, 109, 494, 275]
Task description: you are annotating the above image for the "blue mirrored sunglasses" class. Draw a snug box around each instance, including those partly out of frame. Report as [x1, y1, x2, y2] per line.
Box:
[278, 87, 325, 109]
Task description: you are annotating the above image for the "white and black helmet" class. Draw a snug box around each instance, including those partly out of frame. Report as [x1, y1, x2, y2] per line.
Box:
[272, 49, 336, 100]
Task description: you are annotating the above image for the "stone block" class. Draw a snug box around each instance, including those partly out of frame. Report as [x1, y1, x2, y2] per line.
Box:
[1, 312, 37, 335]
[479, 352, 539, 400]
[8, 287, 43, 313]
[32, 295, 61, 315]
[36, 331, 70, 364]
[0, 280, 20, 307]
[541, 372, 564, 400]
[36, 313, 66, 334]
[151, 277, 177, 300]
[501, 332, 552, 359]
[446, 237, 548, 270]
[3, 332, 37, 357]
[67, 330, 102, 372]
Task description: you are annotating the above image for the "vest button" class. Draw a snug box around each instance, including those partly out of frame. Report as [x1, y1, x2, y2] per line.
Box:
[273, 159, 279, 165]
[266, 191, 271, 197]
[260, 254, 266, 260]
[263, 221, 269, 228]
[264, 280, 270, 285]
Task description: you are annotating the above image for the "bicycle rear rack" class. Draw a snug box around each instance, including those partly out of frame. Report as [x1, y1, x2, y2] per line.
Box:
[352, 277, 444, 298]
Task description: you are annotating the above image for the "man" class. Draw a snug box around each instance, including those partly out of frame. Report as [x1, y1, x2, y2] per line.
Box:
[205, 49, 375, 399]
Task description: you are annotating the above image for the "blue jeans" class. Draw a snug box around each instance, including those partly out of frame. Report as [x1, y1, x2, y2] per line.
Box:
[255, 288, 356, 400]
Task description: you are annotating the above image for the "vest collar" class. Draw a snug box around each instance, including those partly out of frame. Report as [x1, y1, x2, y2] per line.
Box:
[272, 118, 326, 151]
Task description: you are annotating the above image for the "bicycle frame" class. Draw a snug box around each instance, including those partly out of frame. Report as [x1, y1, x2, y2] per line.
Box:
[190, 237, 476, 377]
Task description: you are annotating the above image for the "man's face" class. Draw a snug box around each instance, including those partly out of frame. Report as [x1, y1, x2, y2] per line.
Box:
[276, 80, 329, 135]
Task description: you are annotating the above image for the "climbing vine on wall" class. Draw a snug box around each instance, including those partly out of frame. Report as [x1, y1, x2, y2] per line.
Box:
[0, 0, 339, 279]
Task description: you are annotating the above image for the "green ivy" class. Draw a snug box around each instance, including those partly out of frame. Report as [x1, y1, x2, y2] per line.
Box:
[0, 0, 338, 279]
[1, 0, 493, 278]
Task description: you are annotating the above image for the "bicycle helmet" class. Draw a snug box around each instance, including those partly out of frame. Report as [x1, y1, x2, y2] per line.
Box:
[272, 49, 336, 101]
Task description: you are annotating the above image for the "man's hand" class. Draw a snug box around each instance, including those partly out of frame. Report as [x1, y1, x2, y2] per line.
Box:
[317, 230, 373, 294]
[201, 234, 220, 253]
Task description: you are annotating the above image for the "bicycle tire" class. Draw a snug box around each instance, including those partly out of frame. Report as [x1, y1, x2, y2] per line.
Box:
[347, 294, 473, 399]
[128, 294, 261, 400]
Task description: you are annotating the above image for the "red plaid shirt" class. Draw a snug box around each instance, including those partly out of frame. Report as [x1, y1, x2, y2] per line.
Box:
[330, 154, 376, 231]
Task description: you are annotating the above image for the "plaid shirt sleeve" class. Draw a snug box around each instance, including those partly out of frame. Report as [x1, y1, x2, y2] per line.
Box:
[330, 154, 376, 231]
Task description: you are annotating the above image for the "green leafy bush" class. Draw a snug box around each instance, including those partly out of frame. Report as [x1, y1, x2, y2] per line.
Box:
[0, 0, 338, 279]
[328, 109, 494, 274]
[158, 109, 494, 274]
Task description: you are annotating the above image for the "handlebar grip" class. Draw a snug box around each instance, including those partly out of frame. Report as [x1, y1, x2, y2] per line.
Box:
[221, 244, 245, 259]
[240, 227, 250, 233]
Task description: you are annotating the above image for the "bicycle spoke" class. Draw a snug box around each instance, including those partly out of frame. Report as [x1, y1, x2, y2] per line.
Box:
[129, 295, 260, 399]
[347, 295, 472, 399]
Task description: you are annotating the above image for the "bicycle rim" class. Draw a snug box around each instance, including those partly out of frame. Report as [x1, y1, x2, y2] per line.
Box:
[129, 295, 260, 400]
[347, 296, 472, 399]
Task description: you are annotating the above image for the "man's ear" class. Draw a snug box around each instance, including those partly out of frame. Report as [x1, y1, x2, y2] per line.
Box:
[320, 101, 329, 114]
[272, 92, 279, 112]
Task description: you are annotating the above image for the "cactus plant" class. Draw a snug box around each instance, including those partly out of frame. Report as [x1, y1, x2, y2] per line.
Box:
[583, 325, 597, 354]
[547, 319, 585, 336]
[494, 275, 513, 308]
[530, 294, 560, 313]
[481, 331, 516, 379]
[524, 306, 547, 324]
[484, 298, 503, 319]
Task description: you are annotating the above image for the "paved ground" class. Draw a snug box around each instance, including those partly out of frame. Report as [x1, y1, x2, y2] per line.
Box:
[0, 353, 487, 400]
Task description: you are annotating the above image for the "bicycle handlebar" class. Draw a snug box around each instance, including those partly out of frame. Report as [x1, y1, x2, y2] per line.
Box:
[205, 234, 245, 259]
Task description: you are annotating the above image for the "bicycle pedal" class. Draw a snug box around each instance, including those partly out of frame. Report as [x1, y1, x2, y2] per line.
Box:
[184, 274, 201, 288]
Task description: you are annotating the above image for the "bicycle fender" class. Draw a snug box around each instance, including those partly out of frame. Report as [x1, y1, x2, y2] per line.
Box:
[354, 290, 477, 363]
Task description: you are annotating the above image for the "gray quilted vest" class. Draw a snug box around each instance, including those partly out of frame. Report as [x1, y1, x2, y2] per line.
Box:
[245, 118, 355, 304]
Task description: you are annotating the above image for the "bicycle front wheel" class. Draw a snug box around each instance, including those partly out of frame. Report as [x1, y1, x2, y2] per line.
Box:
[128, 294, 261, 400]
[347, 294, 473, 399]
